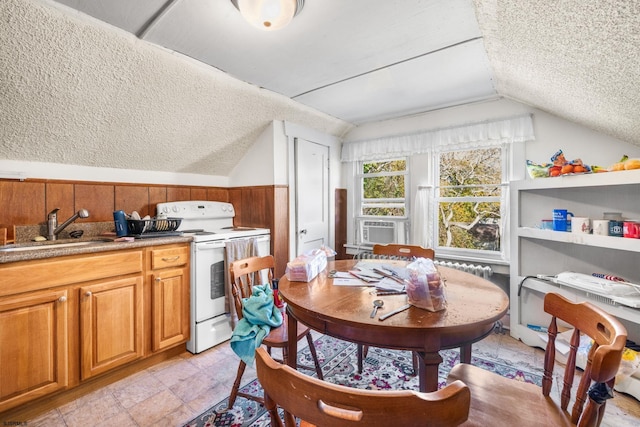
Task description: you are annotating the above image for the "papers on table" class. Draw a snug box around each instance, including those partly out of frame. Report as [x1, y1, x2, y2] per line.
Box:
[331, 272, 372, 286]
[375, 278, 406, 292]
[330, 263, 407, 292]
[333, 277, 373, 286]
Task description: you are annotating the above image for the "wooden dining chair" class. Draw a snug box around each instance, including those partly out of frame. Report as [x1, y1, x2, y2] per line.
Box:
[227, 255, 323, 409]
[358, 244, 435, 374]
[372, 243, 435, 260]
[255, 346, 471, 427]
[446, 292, 627, 427]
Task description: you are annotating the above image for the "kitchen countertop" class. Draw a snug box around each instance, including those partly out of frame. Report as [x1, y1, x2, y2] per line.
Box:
[0, 236, 193, 264]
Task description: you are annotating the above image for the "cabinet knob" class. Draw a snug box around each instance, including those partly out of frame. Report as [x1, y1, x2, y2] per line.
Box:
[155, 277, 162, 283]
[85, 291, 92, 297]
[58, 296, 67, 303]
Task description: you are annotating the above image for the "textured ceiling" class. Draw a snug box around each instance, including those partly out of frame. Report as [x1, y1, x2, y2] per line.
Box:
[474, 0, 640, 145]
[51, 0, 496, 124]
[1, 0, 638, 178]
[0, 0, 352, 176]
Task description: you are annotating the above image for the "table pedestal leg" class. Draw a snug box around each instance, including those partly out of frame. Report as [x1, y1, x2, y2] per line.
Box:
[460, 343, 472, 364]
[418, 351, 443, 392]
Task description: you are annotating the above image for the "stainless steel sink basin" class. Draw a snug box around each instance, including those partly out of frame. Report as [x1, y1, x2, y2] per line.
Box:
[0, 240, 110, 252]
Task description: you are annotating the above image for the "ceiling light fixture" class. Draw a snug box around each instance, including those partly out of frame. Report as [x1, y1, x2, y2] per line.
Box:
[231, 0, 304, 31]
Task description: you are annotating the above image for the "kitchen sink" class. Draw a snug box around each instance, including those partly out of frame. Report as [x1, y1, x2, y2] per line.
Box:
[0, 240, 111, 252]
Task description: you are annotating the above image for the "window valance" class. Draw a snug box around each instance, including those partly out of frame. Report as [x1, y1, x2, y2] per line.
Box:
[341, 114, 534, 162]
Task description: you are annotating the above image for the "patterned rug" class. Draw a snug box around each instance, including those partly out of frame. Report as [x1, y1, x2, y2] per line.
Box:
[184, 335, 542, 427]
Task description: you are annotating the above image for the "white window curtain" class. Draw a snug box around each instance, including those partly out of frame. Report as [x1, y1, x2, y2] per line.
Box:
[413, 186, 432, 247]
[341, 115, 534, 162]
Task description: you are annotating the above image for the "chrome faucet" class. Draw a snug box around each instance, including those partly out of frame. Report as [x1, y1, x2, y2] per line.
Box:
[47, 208, 90, 240]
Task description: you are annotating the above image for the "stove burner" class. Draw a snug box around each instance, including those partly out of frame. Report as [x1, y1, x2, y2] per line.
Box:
[181, 230, 217, 236]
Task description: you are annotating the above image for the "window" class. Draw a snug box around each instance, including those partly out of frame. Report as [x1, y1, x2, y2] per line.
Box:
[344, 115, 532, 260]
[435, 146, 506, 255]
[359, 158, 407, 217]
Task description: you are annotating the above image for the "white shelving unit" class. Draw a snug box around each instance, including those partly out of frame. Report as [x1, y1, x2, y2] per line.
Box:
[510, 169, 640, 399]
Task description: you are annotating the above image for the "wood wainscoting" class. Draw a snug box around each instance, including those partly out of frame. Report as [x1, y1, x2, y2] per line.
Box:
[0, 179, 290, 276]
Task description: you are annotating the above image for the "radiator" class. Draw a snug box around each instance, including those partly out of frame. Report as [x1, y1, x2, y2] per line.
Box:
[433, 260, 493, 280]
[354, 252, 492, 280]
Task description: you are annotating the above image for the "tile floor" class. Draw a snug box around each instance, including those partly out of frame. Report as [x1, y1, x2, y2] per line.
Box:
[23, 332, 640, 427]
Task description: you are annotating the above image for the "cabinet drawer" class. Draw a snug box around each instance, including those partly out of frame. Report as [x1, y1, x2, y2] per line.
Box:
[0, 251, 143, 297]
[151, 246, 189, 269]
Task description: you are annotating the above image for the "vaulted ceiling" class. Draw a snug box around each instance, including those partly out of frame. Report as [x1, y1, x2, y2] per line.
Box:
[52, 0, 498, 124]
[1, 0, 638, 176]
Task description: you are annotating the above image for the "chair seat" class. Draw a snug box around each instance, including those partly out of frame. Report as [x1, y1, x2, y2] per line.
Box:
[447, 363, 573, 427]
[263, 314, 311, 346]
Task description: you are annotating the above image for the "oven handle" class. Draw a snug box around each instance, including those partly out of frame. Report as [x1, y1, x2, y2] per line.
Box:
[225, 235, 271, 243]
[195, 241, 227, 251]
[193, 235, 270, 251]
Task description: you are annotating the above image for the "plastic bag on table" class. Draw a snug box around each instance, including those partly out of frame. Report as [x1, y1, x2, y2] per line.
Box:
[406, 258, 447, 312]
[285, 249, 328, 282]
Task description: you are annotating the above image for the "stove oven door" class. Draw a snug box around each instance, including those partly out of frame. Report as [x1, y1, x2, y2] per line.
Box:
[192, 240, 227, 322]
[188, 239, 233, 353]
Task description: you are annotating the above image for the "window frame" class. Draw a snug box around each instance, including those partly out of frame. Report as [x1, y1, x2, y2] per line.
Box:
[356, 157, 409, 220]
[432, 143, 510, 262]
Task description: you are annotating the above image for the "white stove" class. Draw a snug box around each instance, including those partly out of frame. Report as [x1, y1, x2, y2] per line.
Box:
[156, 201, 271, 353]
[157, 200, 270, 242]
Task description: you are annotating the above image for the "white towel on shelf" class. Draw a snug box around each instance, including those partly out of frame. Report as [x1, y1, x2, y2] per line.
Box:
[225, 237, 259, 328]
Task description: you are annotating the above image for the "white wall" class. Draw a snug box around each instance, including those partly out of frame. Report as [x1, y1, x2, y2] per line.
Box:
[228, 122, 278, 187]
[0, 159, 229, 186]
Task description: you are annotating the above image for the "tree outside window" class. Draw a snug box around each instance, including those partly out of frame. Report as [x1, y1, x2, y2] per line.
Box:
[360, 159, 407, 217]
[437, 147, 503, 252]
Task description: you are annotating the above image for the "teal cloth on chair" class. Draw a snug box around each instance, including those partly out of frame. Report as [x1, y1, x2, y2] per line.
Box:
[230, 284, 283, 366]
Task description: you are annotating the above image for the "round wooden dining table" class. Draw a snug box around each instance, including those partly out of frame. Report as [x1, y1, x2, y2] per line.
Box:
[279, 259, 509, 393]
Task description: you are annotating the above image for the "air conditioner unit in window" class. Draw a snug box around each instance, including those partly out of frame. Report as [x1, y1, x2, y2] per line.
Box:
[358, 219, 406, 245]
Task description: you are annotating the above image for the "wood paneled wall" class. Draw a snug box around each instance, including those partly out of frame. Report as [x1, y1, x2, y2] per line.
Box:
[0, 179, 288, 272]
[229, 185, 289, 276]
[335, 188, 348, 260]
[0, 179, 229, 226]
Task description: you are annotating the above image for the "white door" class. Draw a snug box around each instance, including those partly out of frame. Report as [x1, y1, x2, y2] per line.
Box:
[295, 138, 329, 255]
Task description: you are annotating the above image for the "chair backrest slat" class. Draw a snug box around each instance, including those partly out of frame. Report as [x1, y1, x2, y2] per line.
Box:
[561, 328, 581, 409]
[542, 316, 557, 396]
[255, 347, 471, 427]
[372, 244, 435, 260]
[229, 255, 275, 321]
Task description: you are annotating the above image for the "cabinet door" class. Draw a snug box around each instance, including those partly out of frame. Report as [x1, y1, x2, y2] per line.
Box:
[80, 276, 143, 380]
[0, 289, 68, 412]
[151, 267, 190, 351]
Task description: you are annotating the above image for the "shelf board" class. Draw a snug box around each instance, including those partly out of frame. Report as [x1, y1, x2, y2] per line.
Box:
[511, 324, 548, 348]
[518, 277, 640, 324]
[517, 227, 640, 252]
[513, 169, 640, 190]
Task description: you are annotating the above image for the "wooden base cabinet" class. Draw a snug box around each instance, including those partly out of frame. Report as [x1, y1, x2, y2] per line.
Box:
[149, 245, 190, 352]
[0, 288, 69, 412]
[80, 276, 144, 380]
[0, 242, 191, 416]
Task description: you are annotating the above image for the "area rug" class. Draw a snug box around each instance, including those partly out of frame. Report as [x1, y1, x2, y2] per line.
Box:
[184, 335, 542, 427]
